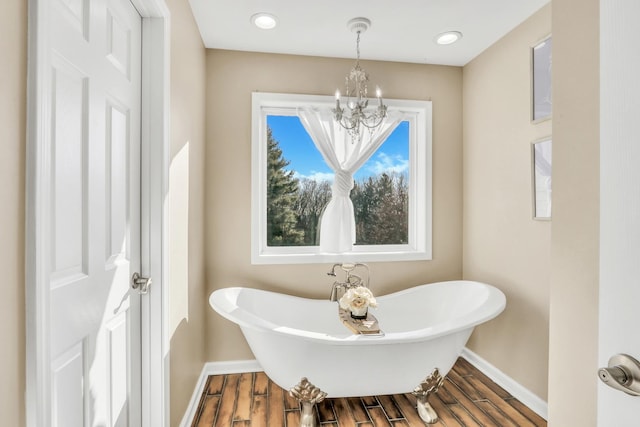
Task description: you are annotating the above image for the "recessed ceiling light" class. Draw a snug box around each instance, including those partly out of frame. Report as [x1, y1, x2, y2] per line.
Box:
[251, 13, 278, 30]
[435, 31, 463, 45]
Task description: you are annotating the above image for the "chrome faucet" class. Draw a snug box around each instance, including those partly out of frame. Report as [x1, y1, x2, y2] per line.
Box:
[327, 263, 370, 301]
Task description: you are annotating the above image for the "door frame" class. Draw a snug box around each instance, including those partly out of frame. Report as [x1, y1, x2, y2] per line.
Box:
[25, 0, 171, 426]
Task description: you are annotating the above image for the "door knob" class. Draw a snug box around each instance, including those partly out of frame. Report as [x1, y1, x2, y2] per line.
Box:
[598, 354, 640, 396]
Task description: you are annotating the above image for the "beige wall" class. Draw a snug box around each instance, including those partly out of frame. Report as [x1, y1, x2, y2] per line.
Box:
[0, 0, 26, 425]
[548, 0, 600, 424]
[205, 50, 464, 361]
[166, 0, 208, 425]
[462, 5, 552, 400]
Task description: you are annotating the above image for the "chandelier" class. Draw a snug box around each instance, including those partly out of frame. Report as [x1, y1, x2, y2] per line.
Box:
[333, 18, 387, 143]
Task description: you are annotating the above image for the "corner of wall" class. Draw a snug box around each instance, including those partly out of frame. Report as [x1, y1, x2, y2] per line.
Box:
[547, 0, 600, 425]
[166, 0, 209, 425]
[1, 0, 27, 426]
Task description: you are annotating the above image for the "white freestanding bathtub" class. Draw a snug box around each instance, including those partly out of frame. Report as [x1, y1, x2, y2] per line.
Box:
[209, 280, 506, 401]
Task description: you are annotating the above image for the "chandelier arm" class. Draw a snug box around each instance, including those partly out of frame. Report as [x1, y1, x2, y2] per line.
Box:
[336, 118, 361, 131]
[359, 117, 386, 129]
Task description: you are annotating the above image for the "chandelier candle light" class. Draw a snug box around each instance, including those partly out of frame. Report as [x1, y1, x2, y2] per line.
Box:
[333, 17, 388, 143]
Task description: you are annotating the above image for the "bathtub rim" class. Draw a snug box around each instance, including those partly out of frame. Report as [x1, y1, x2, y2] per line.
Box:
[209, 280, 506, 346]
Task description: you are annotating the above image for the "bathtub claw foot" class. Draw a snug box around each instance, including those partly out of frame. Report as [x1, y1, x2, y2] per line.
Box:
[412, 368, 445, 424]
[289, 377, 327, 427]
[416, 399, 438, 424]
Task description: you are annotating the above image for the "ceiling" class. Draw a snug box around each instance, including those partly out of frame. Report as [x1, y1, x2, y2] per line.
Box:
[188, 0, 550, 67]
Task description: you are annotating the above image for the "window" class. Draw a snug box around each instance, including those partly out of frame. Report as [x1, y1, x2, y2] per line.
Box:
[251, 92, 432, 264]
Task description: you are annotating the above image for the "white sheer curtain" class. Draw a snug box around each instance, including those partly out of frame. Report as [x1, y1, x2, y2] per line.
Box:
[298, 106, 402, 253]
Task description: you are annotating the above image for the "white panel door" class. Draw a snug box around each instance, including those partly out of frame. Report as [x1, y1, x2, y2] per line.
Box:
[48, 0, 142, 425]
[598, 0, 640, 425]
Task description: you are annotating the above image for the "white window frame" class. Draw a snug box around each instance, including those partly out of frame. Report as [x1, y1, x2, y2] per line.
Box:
[251, 92, 432, 264]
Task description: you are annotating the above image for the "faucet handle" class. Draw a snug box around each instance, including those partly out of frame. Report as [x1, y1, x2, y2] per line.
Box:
[340, 263, 356, 273]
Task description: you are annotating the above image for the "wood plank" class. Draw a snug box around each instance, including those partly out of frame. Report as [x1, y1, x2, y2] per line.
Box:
[332, 398, 357, 427]
[231, 421, 250, 427]
[461, 362, 512, 399]
[464, 376, 537, 426]
[453, 357, 478, 377]
[441, 375, 503, 426]
[447, 368, 484, 401]
[233, 372, 253, 421]
[207, 375, 225, 395]
[250, 395, 268, 427]
[253, 372, 269, 395]
[193, 395, 219, 427]
[475, 400, 519, 427]
[377, 394, 403, 420]
[361, 395, 378, 407]
[429, 394, 464, 427]
[346, 397, 369, 422]
[285, 410, 301, 427]
[367, 406, 392, 426]
[390, 420, 410, 426]
[214, 374, 240, 427]
[190, 393, 208, 427]
[505, 398, 547, 427]
[317, 399, 336, 423]
[267, 377, 285, 427]
[449, 404, 483, 427]
[435, 379, 458, 405]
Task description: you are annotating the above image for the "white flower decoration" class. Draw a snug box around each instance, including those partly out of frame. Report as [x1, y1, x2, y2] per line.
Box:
[339, 286, 377, 316]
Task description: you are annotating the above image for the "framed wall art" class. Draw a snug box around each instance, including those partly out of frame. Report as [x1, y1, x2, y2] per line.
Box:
[532, 137, 552, 220]
[531, 35, 552, 122]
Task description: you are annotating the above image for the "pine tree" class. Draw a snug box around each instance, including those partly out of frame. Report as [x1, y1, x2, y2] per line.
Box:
[266, 127, 305, 245]
[372, 173, 408, 244]
[351, 172, 408, 244]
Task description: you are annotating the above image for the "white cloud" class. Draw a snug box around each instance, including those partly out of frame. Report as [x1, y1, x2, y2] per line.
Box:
[290, 152, 407, 183]
[366, 152, 409, 175]
[294, 170, 334, 183]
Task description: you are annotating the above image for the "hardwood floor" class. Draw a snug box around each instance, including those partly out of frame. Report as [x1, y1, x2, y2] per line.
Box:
[190, 357, 546, 426]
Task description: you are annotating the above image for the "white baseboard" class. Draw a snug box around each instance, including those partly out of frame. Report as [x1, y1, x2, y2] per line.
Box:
[180, 351, 548, 426]
[179, 360, 262, 427]
[461, 347, 548, 420]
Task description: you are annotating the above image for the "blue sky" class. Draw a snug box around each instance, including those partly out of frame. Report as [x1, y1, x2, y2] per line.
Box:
[267, 115, 409, 182]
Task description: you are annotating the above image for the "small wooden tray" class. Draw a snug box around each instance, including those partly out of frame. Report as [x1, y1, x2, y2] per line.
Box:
[339, 308, 383, 335]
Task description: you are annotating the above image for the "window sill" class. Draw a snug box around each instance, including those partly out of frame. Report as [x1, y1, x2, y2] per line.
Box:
[251, 245, 432, 265]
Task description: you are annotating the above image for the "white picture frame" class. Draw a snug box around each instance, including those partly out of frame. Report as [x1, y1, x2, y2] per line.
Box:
[532, 137, 552, 220]
[531, 35, 552, 123]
